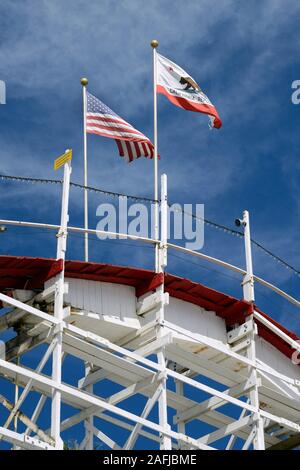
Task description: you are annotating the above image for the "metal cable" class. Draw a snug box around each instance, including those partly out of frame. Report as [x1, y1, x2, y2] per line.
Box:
[0, 174, 154, 203]
[171, 206, 300, 277]
[1, 173, 299, 277]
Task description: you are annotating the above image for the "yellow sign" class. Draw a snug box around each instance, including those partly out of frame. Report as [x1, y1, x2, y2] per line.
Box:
[54, 149, 72, 171]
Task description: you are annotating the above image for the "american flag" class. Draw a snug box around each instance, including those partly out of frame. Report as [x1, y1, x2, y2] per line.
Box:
[86, 92, 155, 162]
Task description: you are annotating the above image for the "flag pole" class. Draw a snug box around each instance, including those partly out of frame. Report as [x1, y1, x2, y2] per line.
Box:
[151, 39, 159, 272]
[81, 77, 89, 262]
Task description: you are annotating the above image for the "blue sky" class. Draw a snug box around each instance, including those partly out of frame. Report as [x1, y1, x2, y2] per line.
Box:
[1, 0, 300, 449]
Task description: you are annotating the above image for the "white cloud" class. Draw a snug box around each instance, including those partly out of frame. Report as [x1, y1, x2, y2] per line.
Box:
[1, 0, 300, 331]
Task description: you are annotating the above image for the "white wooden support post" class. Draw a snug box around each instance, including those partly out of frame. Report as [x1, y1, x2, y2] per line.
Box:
[13, 358, 19, 450]
[240, 210, 265, 450]
[247, 320, 265, 450]
[83, 363, 94, 450]
[155, 174, 171, 450]
[175, 380, 186, 449]
[51, 158, 71, 449]
[242, 210, 255, 302]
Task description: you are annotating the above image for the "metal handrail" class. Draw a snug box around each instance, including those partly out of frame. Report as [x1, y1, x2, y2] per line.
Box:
[0, 219, 157, 245]
[167, 242, 300, 310]
[0, 218, 300, 315]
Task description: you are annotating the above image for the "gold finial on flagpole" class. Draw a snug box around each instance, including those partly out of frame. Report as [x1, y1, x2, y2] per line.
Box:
[151, 39, 159, 49]
[80, 77, 88, 87]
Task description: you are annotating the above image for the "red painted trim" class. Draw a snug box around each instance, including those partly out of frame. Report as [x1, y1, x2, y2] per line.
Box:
[45, 258, 64, 281]
[220, 301, 254, 327]
[0, 255, 298, 361]
[136, 273, 164, 298]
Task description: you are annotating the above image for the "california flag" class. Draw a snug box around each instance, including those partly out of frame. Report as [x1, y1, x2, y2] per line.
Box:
[156, 53, 222, 129]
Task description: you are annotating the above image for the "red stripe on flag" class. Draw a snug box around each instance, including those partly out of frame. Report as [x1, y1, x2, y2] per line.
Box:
[157, 85, 222, 128]
[86, 122, 145, 138]
[87, 114, 136, 129]
[116, 140, 124, 157]
[144, 143, 150, 157]
[134, 142, 140, 158]
[86, 118, 145, 137]
[141, 142, 147, 155]
[149, 144, 154, 158]
[125, 141, 133, 162]
[87, 128, 143, 141]
[86, 128, 150, 143]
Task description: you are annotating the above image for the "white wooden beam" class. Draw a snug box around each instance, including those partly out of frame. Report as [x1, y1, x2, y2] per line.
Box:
[197, 415, 252, 446]
[0, 426, 55, 450]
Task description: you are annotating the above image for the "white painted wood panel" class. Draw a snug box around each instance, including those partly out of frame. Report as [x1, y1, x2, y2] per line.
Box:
[63, 278, 136, 319]
[43, 277, 300, 389]
[165, 297, 227, 343]
[256, 336, 300, 381]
